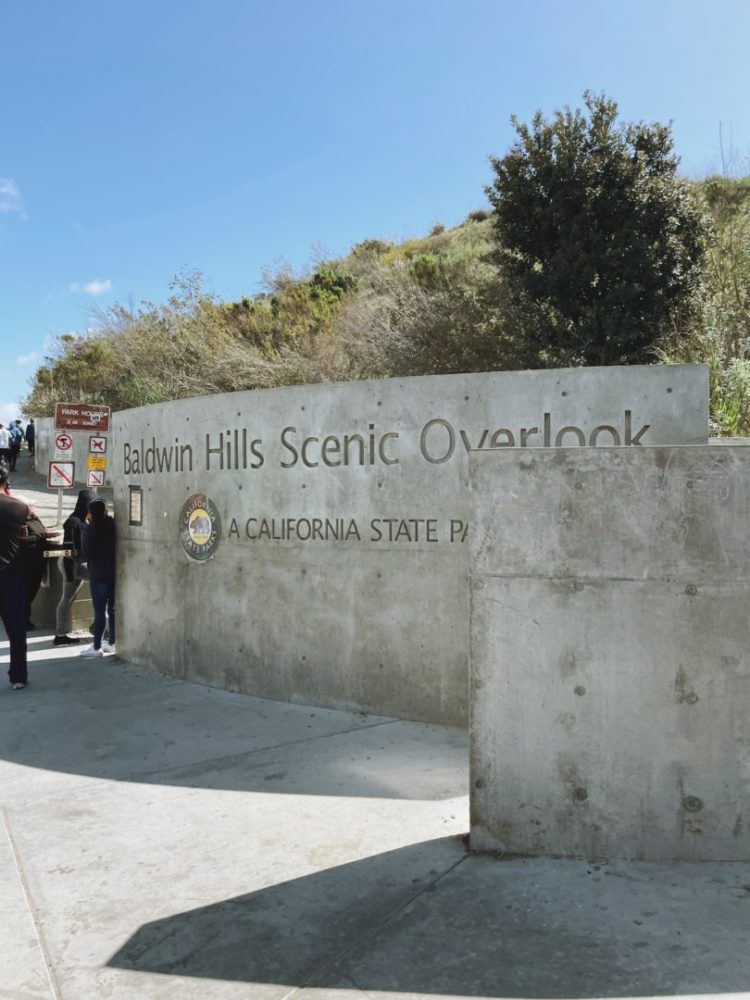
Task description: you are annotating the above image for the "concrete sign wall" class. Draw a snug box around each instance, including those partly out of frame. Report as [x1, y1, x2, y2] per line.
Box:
[469, 445, 749, 860]
[109, 365, 708, 725]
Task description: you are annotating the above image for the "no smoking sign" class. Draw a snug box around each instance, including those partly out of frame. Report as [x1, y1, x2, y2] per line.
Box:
[48, 461, 75, 488]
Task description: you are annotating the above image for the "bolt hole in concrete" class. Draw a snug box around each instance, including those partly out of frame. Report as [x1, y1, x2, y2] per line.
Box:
[682, 796, 704, 812]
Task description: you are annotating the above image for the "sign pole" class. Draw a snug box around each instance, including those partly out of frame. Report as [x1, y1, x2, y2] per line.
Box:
[57, 488, 63, 526]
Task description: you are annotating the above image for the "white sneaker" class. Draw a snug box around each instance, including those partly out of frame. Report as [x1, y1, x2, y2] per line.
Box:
[79, 645, 103, 658]
[102, 642, 116, 654]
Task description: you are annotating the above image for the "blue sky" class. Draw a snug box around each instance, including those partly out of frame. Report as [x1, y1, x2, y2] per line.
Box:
[2, 0, 749, 422]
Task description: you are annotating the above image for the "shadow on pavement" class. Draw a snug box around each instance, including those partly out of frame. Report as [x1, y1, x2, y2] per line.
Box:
[0, 633, 468, 801]
[108, 839, 750, 998]
[2, 467, 467, 802]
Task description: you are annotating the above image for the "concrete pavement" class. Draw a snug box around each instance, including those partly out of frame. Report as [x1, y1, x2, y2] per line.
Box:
[2, 468, 750, 998]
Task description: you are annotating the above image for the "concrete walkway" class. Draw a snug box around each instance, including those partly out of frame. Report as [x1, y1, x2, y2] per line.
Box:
[2, 468, 750, 999]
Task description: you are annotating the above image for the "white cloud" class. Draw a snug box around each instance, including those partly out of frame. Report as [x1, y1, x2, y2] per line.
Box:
[0, 178, 26, 218]
[16, 351, 40, 366]
[0, 402, 24, 427]
[70, 278, 112, 296]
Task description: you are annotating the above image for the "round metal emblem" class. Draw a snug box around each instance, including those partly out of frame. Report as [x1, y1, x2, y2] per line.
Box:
[179, 494, 221, 561]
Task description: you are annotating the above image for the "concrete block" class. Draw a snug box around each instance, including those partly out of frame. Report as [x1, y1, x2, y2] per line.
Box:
[469, 445, 750, 859]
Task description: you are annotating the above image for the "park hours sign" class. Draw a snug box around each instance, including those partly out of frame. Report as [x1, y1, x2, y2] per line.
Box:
[55, 402, 111, 432]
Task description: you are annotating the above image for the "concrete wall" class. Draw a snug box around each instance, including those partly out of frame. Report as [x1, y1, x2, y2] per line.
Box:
[35, 417, 53, 470]
[469, 445, 750, 860]
[109, 365, 708, 725]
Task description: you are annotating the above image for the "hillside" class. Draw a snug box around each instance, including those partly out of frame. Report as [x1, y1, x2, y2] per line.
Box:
[22, 178, 750, 435]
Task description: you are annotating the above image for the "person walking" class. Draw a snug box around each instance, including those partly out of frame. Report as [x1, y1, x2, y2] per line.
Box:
[15, 502, 49, 630]
[0, 424, 10, 466]
[0, 462, 30, 689]
[1, 461, 49, 629]
[53, 488, 97, 647]
[79, 498, 115, 657]
[25, 419, 35, 459]
[8, 421, 23, 471]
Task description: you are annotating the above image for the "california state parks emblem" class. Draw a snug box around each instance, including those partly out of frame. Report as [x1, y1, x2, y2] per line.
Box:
[180, 494, 221, 561]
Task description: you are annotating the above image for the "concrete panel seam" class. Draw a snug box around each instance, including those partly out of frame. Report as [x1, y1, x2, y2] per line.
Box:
[122, 718, 401, 783]
[0, 804, 61, 1000]
[277, 986, 310, 1000]
[297, 848, 468, 989]
[475, 572, 750, 584]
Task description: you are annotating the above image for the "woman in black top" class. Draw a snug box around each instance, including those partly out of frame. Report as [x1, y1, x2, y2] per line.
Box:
[53, 488, 96, 646]
[80, 498, 116, 657]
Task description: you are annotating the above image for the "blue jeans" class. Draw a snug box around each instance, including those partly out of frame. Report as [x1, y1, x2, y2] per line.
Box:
[90, 579, 115, 649]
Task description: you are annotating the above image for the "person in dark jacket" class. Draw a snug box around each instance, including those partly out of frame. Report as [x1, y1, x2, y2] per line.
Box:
[25, 419, 35, 457]
[53, 488, 97, 646]
[0, 462, 31, 688]
[4, 467, 52, 629]
[80, 498, 115, 657]
[18, 510, 48, 629]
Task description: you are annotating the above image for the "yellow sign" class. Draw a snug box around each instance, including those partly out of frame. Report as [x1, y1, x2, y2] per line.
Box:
[87, 455, 107, 471]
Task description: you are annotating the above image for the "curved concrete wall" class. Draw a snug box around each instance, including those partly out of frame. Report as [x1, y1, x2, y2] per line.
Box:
[109, 366, 708, 724]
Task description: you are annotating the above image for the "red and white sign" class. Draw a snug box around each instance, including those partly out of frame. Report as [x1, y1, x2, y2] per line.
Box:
[48, 461, 75, 488]
[87, 469, 106, 487]
[89, 435, 108, 454]
[54, 432, 73, 458]
[55, 402, 110, 432]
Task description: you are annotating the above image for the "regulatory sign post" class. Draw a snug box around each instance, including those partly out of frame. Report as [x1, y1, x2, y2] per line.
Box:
[47, 461, 75, 525]
[53, 402, 111, 492]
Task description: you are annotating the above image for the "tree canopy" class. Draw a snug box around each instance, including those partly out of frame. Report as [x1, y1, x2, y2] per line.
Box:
[485, 92, 710, 366]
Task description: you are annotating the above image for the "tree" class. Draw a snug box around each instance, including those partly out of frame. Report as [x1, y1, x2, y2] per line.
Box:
[486, 92, 710, 366]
